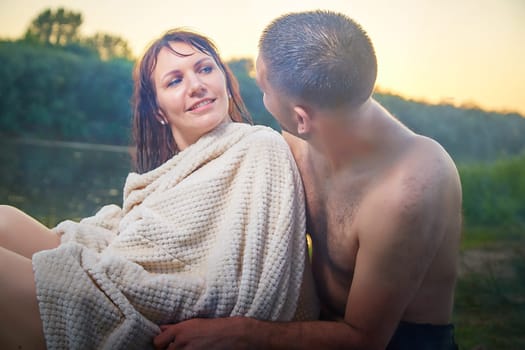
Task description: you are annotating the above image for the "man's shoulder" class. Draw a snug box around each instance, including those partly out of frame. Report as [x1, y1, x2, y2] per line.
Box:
[404, 135, 460, 188]
[374, 131, 455, 181]
[363, 135, 461, 226]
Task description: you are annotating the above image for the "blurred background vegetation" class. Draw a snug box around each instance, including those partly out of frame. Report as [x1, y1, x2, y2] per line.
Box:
[1, 7, 524, 349]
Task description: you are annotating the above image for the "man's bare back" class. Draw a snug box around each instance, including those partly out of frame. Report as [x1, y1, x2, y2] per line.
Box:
[284, 99, 462, 329]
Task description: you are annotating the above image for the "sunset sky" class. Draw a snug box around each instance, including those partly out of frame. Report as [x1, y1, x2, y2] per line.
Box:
[1, 0, 524, 115]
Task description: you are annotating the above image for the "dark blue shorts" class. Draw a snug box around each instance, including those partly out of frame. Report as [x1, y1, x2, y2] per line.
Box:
[386, 321, 458, 350]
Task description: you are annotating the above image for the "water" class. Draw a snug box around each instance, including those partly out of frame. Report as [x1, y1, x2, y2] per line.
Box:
[0, 139, 133, 227]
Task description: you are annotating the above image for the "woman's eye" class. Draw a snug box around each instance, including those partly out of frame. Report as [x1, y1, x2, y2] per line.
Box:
[200, 66, 213, 74]
[167, 77, 182, 87]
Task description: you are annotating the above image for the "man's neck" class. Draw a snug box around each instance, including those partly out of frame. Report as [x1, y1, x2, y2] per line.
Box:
[308, 99, 380, 172]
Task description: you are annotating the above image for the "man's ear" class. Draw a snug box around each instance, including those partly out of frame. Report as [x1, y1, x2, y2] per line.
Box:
[293, 105, 312, 136]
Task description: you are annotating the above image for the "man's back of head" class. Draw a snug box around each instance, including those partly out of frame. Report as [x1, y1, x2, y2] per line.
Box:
[259, 10, 378, 109]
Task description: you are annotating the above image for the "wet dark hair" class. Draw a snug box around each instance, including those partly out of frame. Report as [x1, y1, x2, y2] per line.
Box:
[259, 10, 377, 108]
[132, 28, 251, 173]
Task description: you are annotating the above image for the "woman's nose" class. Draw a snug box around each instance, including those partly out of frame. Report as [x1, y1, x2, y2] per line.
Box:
[188, 74, 206, 96]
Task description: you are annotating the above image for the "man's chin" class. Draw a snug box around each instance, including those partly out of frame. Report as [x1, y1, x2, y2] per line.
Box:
[278, 123, 292, 134]
[280, 126, 309, 141]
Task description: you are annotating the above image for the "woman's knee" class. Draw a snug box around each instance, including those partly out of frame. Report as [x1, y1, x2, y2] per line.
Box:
[0, 205, 23, 234]
[0, 205, 24, 247]
[0, 205, 58, 256]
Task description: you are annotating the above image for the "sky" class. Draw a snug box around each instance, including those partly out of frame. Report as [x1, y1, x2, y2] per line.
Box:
[1, 0, 524, 115]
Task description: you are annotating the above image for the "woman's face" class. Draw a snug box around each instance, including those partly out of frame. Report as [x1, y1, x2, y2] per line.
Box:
[153, 41, 230, 150]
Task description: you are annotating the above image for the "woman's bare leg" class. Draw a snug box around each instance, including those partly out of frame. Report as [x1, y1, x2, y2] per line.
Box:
[0, 246, 46, 349]
[0, 205, 60, 258]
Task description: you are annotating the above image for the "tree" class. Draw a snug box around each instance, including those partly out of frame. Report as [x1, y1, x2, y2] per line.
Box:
[23, 8, 83, 46]
[22, 8, 133, 61]
[83, 33, 133, 61]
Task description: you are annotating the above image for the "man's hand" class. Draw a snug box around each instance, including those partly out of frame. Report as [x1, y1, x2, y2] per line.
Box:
[153, 317, 256, 350]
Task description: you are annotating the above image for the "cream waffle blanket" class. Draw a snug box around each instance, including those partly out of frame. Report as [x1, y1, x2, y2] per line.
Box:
[33, 122, 318, 349]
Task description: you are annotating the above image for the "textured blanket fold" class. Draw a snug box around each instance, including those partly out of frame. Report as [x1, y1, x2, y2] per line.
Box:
[33, 122, 318, 349]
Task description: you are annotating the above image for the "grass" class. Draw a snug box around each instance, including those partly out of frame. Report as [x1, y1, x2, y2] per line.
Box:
[454, 225, 525, 349]
[459, 225, 525, 250]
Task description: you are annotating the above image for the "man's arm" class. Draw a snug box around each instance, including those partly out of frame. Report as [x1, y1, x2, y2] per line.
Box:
[337, 139, 462, 349]
[154, 317, 373, 350]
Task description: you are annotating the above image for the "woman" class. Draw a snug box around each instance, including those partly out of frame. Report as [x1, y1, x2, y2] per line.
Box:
[0, 29, 318, 349]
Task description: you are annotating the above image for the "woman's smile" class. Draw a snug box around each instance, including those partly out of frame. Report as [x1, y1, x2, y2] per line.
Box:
[187, 98, 216, 112]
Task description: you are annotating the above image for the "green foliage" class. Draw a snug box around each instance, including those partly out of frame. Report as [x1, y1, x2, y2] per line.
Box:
[459, 153, 525, 228]
[0, 41, 133, 145]
[460, 226, 525, 250]
[376, 93, 525, 163]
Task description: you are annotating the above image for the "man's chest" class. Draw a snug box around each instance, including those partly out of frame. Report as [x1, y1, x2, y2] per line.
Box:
[308, 204, 359, 317]
[304, 168, 366, 246]
[304, 163, 379, 294]
[305, 177, 364, 274]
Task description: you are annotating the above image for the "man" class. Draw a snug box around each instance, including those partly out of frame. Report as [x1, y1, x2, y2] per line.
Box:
[154, 10, 462, 350]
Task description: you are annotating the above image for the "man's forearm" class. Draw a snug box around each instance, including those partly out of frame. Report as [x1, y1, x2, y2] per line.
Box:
[246, 318, 368, 350]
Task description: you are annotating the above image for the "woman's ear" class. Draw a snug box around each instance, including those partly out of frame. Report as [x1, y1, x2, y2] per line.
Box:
[293, 105, 312, 136]
[156, 109, 168, 125]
